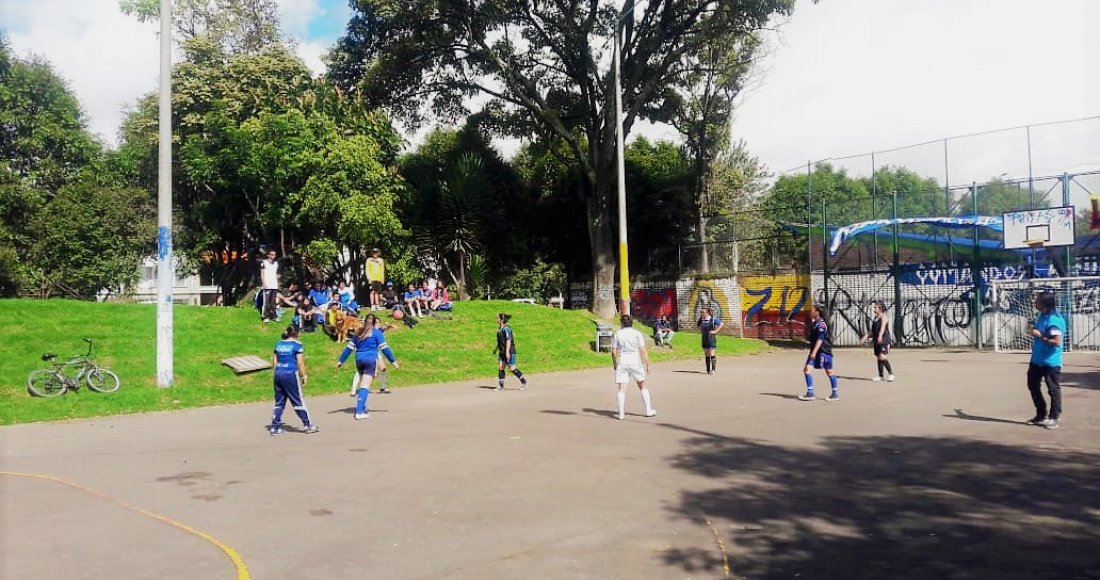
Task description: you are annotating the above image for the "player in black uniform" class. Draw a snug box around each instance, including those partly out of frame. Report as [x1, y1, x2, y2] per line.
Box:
[799, 305, 839, 401]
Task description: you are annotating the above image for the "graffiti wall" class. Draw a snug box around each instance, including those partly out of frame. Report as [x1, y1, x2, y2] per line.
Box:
[676, 277, 741, 334]
[630, 283, 678, 323]
[740, 274, 811, 340]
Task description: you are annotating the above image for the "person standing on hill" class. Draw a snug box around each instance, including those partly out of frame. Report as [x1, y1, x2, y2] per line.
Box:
[259, 249, 280, 323]
[269, 325, 318, 435]
[1025, 292, 1065, 430]
[612, 314, 656, 420]
[496, 313, 528, 390]
[366, 248, 385, 311]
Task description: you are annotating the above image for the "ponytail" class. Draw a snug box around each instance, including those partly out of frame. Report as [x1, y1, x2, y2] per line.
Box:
[282, 325, 299, 340]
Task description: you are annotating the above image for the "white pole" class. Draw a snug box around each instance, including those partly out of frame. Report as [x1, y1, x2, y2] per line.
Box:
[156, 0, 173, 388]
[614, 21, 630, 316]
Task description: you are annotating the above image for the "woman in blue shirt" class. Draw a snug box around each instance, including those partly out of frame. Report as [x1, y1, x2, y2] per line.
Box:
[270, 326, 318, 435]
[338, 314, 400, 419]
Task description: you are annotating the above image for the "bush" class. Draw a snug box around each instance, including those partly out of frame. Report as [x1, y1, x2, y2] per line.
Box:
[498, 258, 566, 302]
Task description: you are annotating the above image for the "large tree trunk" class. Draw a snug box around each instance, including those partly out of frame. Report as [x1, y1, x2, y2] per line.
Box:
[588, 166, 618, 319]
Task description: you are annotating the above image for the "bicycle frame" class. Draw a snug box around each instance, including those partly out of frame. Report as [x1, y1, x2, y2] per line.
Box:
[49, 340, 97, 387]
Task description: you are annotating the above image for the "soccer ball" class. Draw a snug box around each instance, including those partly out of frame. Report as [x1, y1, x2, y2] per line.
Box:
[392, 309, 405, 320]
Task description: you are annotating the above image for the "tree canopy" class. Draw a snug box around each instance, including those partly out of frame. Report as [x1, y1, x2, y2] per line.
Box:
[328, 0, 797, 316]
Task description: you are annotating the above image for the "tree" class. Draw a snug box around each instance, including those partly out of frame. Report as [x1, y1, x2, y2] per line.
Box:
[117, 37, 407, 302]
[119, 0, 280, 55]
[328, 0, 797, 316]
[954, 177, 1048, 216]
[622, 137, 692, 274]
[0, 35, 103, 295]
[31, 179, 155, 299]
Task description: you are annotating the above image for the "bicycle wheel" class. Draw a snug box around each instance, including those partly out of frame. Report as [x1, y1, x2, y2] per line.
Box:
[28, 369, 68, 397]
[86, 368, 121, 393]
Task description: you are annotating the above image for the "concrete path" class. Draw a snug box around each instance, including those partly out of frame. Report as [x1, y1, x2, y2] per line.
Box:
[3, 349, 1099, 580]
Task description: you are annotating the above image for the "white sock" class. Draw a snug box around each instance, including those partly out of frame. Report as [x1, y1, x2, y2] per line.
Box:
[640, 388, 653, 413]
[616, 391, 626, 417]
[351, 373, 361, 392]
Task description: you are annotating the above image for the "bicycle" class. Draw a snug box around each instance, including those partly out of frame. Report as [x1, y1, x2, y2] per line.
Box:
[27, 338, 121, 397]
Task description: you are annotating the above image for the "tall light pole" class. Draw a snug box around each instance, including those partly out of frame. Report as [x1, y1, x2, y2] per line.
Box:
[157, 0, 174, 388]
[613, 8, 630, 316]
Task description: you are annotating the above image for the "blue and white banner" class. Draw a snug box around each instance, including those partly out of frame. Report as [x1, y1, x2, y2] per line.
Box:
[829, 215, 1004, 255]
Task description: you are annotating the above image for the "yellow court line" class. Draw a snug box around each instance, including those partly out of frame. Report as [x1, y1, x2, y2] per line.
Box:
[701, 512, 732, 579]
[1, 470, 250, 580]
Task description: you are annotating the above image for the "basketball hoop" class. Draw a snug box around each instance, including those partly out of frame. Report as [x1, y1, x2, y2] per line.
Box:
[1024, 239, 1045, 248]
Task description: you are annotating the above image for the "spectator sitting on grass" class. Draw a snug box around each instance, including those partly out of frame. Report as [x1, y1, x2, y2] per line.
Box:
[308, 281, 331, 309]
[418, 280, 435, 313]
[381, 281, 399, 309]
[403, 283, 424, 318]
[654, 315, 674, 347]
[276, 282, 304, 308]
[337, 280, 359, 313]
[432, 282, 453, 311]
[295, 297, 322, 333]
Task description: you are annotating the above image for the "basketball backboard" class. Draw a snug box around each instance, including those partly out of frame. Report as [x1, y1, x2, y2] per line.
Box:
[1001, 206, 1076, 250]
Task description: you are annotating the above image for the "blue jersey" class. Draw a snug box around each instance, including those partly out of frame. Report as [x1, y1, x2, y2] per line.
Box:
[309, 288, 330, 307]
[338, 328, 396, 365]
[1030, 311, 1066, 367]
[497, 324, 516, 354]
[808, 319, 833, 355]
[404, 289, 421, 301]
[274, 339, 303, 372]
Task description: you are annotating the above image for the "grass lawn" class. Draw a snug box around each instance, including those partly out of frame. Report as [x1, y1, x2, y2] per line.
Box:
[0, 299, 768, 425]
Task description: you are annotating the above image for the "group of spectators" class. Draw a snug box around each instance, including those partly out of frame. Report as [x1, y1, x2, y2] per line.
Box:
[257, 248, 453, 336]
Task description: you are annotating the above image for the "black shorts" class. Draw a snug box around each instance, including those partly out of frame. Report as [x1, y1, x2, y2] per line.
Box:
[872, 341, 891, 356]
[701, 334, 717, 349]
[370, 281, 384, 293]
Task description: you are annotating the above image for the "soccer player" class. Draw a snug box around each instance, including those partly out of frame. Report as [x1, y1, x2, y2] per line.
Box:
[337, 314, 400, 420]
[697, 307, 723, 374]
[859, 301, 895, 381]
[612, 314, 656, 420]
[366, 248, 385, 311]
[1025, 292, 1065, 429]
[799, 305, 839, 402]
[259, 249, 280, 323]
[496, 313, 527, 390]
[269, 325, 318, 435]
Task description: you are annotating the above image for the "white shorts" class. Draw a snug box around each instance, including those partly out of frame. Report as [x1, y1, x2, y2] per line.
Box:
[615, 362, 647, 384]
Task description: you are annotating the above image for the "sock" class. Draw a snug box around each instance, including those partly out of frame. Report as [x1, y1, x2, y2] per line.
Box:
[355, 387, 370, 414]
[511, 368, 525, 384]
[616, 391, 626, 417]
[711, 356, 717, 371]
[829, 375, 839, 394]
[640, 388, 653, 414]
[352, 373, 360, 392]
[705, 356, 712, 373]
[883, 360, 893, 375]
[804, 374, 814, 393]
[498, 369, 506, 388]
[379, 370, 388, 389]
[876, 360, 884, 377]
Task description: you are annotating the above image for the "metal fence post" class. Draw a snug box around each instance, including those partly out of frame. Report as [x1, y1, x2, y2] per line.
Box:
[822, 200, 829, 309]
[892, 190, 903, 345]
[971, 181, 983, 349]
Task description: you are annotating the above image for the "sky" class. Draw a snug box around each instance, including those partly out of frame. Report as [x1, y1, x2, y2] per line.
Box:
[2, 0, 1098, 197]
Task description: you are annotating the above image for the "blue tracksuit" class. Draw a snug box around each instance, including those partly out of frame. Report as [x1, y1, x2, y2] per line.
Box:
[272, 339, 312, 428]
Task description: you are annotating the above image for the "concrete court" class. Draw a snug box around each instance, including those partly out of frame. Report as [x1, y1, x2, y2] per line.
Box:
[2, 348, 1099, 580]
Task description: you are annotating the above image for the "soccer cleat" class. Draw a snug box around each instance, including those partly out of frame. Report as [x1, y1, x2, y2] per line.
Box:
[302, 424, 319, 434]
[645, 409, 658, 418]
[354, 413, 369, 420]
[616, 412, 625, 421]
[520, 378, 528, 390]
[826, 393, 840, 402]
[886, 374, 895, 382]
[379, 387, 390, 394]
[1026, 416, 1047, 426]
[1043, 418, 1059, 430]
[496, 384, 504, 391]
[797, 393, 815, 401]
[872, 376, 883, 382]
[269, 426, 284, 435]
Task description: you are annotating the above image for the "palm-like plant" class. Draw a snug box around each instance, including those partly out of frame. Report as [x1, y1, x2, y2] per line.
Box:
[415, 153, 485, 297]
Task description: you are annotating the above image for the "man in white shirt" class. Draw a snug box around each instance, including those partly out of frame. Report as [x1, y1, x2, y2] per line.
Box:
[259, 249, 280, 322]
[611, 314, 656, 420]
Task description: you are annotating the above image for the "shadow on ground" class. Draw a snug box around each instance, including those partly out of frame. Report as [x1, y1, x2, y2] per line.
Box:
[660, 424, 1100, 579]
[1062, 368, 1100, 391]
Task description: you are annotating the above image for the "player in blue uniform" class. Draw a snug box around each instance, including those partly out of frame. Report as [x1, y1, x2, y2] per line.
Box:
[496, 313, 527, 390]
[1026, 292, 1066, 429]
[799, 305, 839, 401]
[697, 307, 723, 374]
[337, 314, 400, 419]
[269, 326, 318, 435]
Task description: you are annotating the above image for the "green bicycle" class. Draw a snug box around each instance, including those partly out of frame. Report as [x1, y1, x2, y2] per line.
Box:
[27, 338, 120, 397]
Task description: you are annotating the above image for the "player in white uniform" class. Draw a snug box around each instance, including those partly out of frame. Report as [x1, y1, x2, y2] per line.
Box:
[611, 314, 656, 420]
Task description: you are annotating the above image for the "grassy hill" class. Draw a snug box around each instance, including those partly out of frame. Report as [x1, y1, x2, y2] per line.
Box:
[0, 299, 768, 425]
